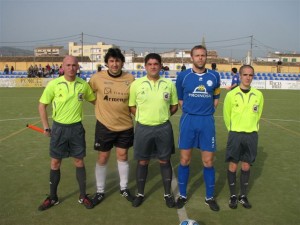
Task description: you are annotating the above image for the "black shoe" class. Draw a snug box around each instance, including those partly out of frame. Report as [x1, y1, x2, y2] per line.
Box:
[92, 192, 105, 206]
[132, 194, 144, 207]
[176, 196, 187, 209]
[205, 197, 220, 211]
[120, 189, 134, 202]
[229, 195, 238, 209]
[78, 194, 94, 209]
[238, 195, 252, 209]
[38, 196, 59, 211]
[164, 194, 175, 208]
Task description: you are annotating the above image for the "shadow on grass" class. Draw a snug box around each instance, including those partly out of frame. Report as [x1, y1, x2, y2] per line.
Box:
[90, 145, 267, 204]
[132, 159, 171, 200]
[57, 157, 137, 203]
[214, 146, 267, 198]
[59, 180, 96, 203]
[248, 146, 267, 194]
[214, 147, 227, 198]
[171, 149, 205, 200]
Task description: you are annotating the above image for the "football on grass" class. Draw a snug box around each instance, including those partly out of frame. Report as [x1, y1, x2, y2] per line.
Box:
[179, 219, 199, 225]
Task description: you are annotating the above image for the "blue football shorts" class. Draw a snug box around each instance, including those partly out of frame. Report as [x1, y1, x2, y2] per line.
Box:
[178, 113, 216, 152]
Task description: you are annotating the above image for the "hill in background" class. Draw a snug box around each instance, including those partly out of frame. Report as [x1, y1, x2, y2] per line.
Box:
[0, 47, 33, 56]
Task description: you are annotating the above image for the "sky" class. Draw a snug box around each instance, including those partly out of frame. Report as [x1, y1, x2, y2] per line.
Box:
[0, 0, 299, 60]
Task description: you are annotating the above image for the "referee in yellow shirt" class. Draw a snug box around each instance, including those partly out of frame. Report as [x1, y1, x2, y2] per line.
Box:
[37, 56, 96, 211]
[223, 65, 264, 209]
[129, 53, 178, 208]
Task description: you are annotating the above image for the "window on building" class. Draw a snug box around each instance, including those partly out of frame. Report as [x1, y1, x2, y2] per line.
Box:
[291, 58, 296, 63]
[282, 58, 288, 62]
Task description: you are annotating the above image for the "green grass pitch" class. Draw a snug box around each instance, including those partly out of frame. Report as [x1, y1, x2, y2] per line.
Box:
[0, 88, 299, 225]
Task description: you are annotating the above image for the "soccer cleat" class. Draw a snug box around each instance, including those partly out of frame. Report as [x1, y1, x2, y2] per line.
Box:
[229, 195, 238, 209]
[205, 197, 220, 211]
[164, 194, 175, 208]
[92, 192, 105, 206]
[176, 196, 187, 209]
[238, 195, 252, 209]
[132, 194, 144, 207]
[78, 194, 94, 209]
[120, 189, 134, 202]
[38, 196, 59, 211]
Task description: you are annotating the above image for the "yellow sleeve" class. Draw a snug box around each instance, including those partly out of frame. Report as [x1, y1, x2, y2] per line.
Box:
[128, 80, 137, 107]
[170, 82, 178, 105]
[223, 92, 232, 131]
[258, 92, 264, 120]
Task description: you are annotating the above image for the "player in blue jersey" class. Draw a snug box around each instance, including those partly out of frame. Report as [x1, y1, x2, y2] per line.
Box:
[226, 67, 239, 90]
[175, 45, 221, 211]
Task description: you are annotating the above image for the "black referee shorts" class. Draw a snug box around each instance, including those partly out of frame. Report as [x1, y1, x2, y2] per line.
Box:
[94, 120, 134, 152]
[225, 131, 258, 164]
[50, 121, 86, 159]
[134, 121, 175, 160]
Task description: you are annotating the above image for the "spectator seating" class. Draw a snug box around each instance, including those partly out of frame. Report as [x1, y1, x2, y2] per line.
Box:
[1, 71, 299, 82]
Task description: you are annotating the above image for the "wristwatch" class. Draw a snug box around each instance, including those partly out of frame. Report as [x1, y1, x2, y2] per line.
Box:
[44, 128, 51, 132]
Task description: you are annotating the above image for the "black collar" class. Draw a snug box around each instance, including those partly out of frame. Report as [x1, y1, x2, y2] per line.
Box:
[107, 70, 122, 78]
[240, 87, 251, 93]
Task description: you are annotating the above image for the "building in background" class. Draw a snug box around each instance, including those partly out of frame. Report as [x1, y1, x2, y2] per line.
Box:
[69, 42, 116, 63]
[34, 46, 67, 57]
[257, 52, 300, 63]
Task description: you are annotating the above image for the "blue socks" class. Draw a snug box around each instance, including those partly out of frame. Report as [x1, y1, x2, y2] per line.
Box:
[203, 166, 215, 199]
[178, 164, 189, 197]
[178, 165, 215, 199]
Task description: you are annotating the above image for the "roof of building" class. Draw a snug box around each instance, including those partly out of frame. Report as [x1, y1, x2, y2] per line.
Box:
[132, 57, 228, 64]
[0, 56, 91, 62]
[35, 46, 64, 50]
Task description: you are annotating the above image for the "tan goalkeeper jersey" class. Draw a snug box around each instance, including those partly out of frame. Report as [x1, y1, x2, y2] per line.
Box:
[89, 70, 135, 131]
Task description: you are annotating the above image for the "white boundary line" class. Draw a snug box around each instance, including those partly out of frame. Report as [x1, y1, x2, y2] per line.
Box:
[171, 164, 188, 222]
[0, 114, 189, 222]
[0, 113, 298, 222]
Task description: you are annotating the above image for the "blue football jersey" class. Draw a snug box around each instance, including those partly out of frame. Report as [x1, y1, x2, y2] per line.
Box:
[231, 74, 240, 86]
[176, 68, 220, 115]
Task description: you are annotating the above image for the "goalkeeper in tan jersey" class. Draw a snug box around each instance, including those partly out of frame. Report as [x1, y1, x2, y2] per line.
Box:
[89, 48, 135, 206]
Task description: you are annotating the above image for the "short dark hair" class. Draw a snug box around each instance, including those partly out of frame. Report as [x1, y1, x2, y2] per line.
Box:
[232, 67, 238, 73]
[190, 45, 207, 56]
[104, 48, 125, 64]
[239, 65, 254, 75]
[144, 53, 162, 65]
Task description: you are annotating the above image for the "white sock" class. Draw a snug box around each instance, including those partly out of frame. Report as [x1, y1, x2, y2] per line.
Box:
[95, 163, 107, 193]
[117, 160, 129, 190]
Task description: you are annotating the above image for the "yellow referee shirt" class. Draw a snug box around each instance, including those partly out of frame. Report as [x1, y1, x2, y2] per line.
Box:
[223, 87, 264, 132]
[39, 76, 95, 124]
[129, 76, 178, 126]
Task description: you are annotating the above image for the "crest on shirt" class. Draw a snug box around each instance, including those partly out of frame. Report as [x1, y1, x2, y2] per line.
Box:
[104, 88, 112, 94]
[163, 92, 170, 100]
[78, 93, 84, 101]
[195, 85, 206, 92]
[253, 104, 258, 112]
[207, 80, 213, 87]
